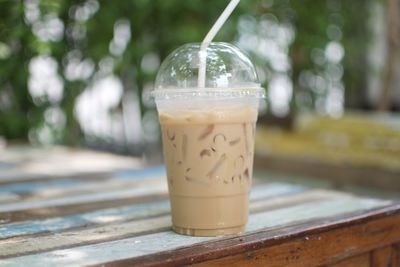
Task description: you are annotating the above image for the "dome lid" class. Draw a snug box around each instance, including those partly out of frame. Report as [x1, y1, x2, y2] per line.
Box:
[153, 42, 264, 100]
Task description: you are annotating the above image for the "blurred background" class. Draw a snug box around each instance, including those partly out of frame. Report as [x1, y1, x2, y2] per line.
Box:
[0, 0, 399, 193]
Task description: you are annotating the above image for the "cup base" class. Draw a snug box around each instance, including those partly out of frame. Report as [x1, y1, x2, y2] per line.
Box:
[172, 225, 245, 237]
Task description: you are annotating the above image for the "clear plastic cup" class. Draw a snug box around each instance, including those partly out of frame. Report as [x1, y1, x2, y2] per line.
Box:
[153, 42, 265, 236]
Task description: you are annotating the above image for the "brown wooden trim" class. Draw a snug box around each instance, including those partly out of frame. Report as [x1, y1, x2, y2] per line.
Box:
[91, 204, 400, 267]
[191, 209, 400, 267]
[392, 243, 400, 267]
[329, 253, 370, 267]
[370, 246, 392, 267]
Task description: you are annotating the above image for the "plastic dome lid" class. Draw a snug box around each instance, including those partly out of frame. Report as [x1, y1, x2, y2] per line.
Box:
[153, 42, 265, 100]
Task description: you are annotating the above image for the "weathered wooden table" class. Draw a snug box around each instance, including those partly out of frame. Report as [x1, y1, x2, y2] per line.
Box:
[0, 147, 399, 266]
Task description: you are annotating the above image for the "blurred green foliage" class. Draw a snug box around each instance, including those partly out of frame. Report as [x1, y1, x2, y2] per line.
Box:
[0, 0, 374, 149]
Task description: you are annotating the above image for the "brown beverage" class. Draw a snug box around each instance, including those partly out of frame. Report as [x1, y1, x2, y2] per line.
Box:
[159, 106, 257, 236]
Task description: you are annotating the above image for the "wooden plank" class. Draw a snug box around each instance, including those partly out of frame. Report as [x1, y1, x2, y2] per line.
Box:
[0, 164, 161, 186]
[0, 193, 20, 205]
[0, 166, 165, 195]
[0, 193, 168, 224]
[102, 205, 400, 267]
[329, 253, 370, 267]
[187, 207, 400, 267]
[0, 182, 305, 225]
[0, 201, 169, 239]
[0, 198, 393, 266]
[114, 166, 166, 181]
[6, 176, 165, 202]
[0, 231, 212, 267]
[0, 189, 330, 257]
[392, 243, 400, 267]
[0, 171, 112, 186]
[0, 180, 168, 213]
[245, 197, 391, 233]
[247, 183, 306, 202]
[0, 179, 82, 194]
[0, 216, 172, 258]
[0, 183, 307, 239]
[370, 246, 393, 267]
[0, 173, 302, 211]
[0, 146, 143, 184]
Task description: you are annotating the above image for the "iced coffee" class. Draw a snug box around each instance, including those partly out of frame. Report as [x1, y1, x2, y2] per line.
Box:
[159, 106, 257, 236]
[153, 42, 265, 236]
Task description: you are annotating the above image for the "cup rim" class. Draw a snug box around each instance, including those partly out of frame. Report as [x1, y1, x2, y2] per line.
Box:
[151, 86, 266, 100]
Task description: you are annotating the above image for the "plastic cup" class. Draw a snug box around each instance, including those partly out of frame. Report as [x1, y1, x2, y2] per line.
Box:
[153, 42, 265, 236]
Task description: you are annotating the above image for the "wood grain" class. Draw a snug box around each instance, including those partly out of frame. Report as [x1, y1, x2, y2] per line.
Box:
[0, 165, 162, 186]
[0, 197, 392, 266]
[0, 182, 304, 225]
[0, 171, 112, 185]
[0, 216, 172, 258]
[392, 243, 400, 267]
[98, 205, 400, 267]
[0, 190, 333, 258]
[0, 184, 310, 240]
[0, 179, 167, 212]
[0, 193, 168, 224]
[0, 193, 20, 204]
[329, 253, 370, 267]
[1, 149, 399, 267]
[371, 246, 393, 267]
[191, 211, 400, 267]
[0, 200, 170, 239]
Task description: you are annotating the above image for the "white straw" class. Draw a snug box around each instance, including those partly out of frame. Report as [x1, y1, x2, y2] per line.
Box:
[198, 0, 241, 87]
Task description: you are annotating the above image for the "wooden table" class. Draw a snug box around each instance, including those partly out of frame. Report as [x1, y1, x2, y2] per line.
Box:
[0, 148, 400, 266]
